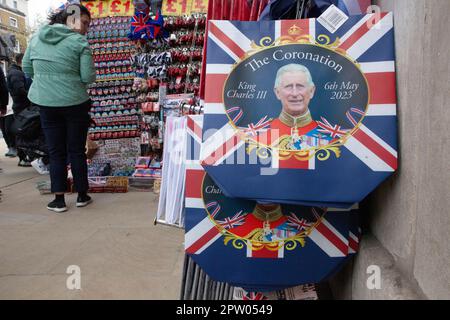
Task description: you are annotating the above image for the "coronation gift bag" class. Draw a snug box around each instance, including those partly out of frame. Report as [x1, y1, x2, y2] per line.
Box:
[185, 115, 360, 292]
[201, 12, 398, 207]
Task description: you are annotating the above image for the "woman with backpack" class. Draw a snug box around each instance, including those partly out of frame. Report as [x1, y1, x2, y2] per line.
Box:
[23, 3, 96, 213]
[7, 53, 32, 167]
[0, 66, 13, 158]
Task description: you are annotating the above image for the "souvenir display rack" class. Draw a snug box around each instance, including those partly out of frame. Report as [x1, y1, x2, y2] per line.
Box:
[81, 0, 208, 182]
[87, 16, 139, 142]
[86, 15, 142, 179]
[131, 12, 206, 162]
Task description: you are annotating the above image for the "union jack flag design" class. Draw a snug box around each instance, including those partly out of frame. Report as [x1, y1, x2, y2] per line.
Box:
[185, 115, 361, 289]
[128, 10, 164, 40]
[287, 214, 312, 231]
[242, 292, 268, 301]
[128, 11, 150, 40]
[217, 210, 247, 229]
[201, 14, 398, 207]
[316, 117, 349, 138]
[205, 201, 221, 218]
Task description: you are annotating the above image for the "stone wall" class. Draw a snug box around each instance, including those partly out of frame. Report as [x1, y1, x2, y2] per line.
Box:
[330, 0, 450, 300]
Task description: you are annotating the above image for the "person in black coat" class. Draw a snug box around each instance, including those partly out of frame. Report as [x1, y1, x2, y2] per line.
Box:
[7, 53, 31, 115]
[0, 66, 8, 113]
[7, 53, 32, 166]
[0, 65, 12, 157]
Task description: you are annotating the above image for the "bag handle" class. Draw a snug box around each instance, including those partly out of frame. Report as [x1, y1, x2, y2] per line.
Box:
[296, 0, 308, 19]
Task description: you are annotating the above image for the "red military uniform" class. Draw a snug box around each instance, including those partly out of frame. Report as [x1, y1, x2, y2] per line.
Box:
[254, 110, 334, 168]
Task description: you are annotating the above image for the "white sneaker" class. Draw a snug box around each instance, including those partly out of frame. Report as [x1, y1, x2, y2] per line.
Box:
[31, 158, 50, 175]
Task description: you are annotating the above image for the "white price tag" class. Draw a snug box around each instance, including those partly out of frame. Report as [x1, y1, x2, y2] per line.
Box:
[317, 4, 349, 34]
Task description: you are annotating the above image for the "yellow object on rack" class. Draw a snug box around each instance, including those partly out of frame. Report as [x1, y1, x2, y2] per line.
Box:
[82, 0, 135, 18]
[162, 0, 208, 16]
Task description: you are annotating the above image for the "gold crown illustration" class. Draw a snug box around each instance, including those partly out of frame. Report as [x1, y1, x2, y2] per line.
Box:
[288, 24, 302, 35]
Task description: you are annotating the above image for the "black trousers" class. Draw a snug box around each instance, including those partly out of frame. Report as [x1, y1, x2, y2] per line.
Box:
[0, 114, 16, 148]
[39, 101, 91, 193]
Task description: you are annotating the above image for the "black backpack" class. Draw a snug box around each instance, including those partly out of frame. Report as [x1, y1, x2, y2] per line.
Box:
[10, 105, 41, 140]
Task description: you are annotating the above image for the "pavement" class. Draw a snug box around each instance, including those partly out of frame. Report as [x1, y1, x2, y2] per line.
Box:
[0, 139, 185, 300]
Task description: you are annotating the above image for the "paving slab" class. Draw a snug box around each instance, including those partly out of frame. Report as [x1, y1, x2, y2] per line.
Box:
[0, 140, 185, 300]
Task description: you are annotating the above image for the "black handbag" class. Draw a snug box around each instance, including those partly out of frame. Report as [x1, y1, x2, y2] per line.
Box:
[10, 104, 41, 140]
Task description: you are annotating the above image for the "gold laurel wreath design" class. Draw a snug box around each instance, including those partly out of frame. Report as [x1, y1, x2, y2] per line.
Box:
[246, 137, 347, 162]
[220, 214, 326, 253]
[222, 230, 309, 252]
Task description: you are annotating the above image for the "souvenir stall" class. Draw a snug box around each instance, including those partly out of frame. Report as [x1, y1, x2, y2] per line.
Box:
[80, 0, 386, 300]
[81, 0, 208, 194]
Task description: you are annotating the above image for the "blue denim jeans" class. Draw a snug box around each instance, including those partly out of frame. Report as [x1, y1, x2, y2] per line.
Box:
[39, 100, 91, 193]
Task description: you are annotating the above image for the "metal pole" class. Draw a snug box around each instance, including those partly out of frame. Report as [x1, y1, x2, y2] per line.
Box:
[181, 255, 241, 300]
[227, 284, 233, 300]
[211, 281, 218, 300]
[196, 268, 206, 300]
[219, 283, 226, 300]
[179, 254, 189, 300]
[214, 281, 221, 300]
[154, 219, 184, 229]
[190, 263, 201, 300]
[203, 274, 210, 300]
[218, 282, 224, 300]
[183, 256, 195, 300]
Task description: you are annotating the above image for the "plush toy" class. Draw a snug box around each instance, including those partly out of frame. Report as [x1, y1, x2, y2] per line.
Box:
[132, 0, 149, 12]
[128, 10, 151, 40]
[145, 10, 165, 39]
[128, 9, 166, 41]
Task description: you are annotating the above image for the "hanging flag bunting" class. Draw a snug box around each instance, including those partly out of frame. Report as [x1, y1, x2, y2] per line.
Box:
[201, 13, 397, 207]
[185, 115, 360, 291]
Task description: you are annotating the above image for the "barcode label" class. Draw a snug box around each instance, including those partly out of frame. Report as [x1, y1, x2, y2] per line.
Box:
[317, 4, 349, 33]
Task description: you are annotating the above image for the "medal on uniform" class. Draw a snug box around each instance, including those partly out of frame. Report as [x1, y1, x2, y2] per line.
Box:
[291, 126, 300, 143]
[288, 126, 302, 150]
[262, 221, 271, 241]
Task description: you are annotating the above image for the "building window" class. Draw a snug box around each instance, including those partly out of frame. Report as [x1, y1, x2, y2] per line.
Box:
[9, 17, 18, 28]
[14, 40, 20, 53]
[13, 1, 18, 10]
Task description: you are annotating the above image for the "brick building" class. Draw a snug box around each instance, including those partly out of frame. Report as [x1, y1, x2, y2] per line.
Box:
[0, 0, 29, 71]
